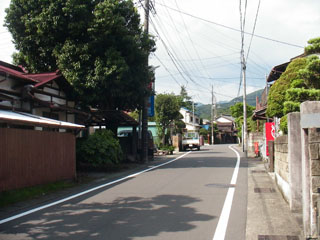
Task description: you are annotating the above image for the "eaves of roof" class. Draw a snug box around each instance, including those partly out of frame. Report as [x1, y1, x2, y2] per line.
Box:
[0, 65, 37, 83]
[0, 109, 85, 129]
[27, 72, 61, 87]
[267, 62, 290, 83]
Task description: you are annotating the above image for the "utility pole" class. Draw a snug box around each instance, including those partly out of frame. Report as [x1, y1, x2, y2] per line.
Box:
[239, 0, 247, 155]
[241, 49, 248, 155]
[211, 85, 214, 145]
[141, 0, 150, 163]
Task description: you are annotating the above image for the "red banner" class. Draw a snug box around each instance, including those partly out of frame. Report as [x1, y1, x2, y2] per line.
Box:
[265, 122, 275, 156]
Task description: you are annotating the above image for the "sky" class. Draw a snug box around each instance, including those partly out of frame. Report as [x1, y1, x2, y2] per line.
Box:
[1, 0, 319, 104]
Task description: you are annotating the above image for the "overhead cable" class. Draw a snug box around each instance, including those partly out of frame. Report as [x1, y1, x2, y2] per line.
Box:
[156, 2, 304, 49]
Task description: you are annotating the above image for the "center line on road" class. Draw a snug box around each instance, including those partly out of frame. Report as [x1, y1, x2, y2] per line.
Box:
[212, 145, 241, 240]
[0, 151, 191, 225]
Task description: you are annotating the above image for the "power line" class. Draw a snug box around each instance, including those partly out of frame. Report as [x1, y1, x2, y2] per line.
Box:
[158, 0, 202, 84]
[245, 0, 261, 63]
[153, 53, 182, 87]
[174, 0, 213, 84]
[150, 8, 210, 94]
[156, 2, 304, 49]
[139, 0, 192, 85]
[159, 52, 239, 62]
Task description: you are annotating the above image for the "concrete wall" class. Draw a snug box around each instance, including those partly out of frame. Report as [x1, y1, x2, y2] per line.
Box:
[248, 132, 263, 157]
[274, 135, 290, 202]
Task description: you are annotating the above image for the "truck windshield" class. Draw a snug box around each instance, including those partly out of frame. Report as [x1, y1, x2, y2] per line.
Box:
[184, 132, 199, 139]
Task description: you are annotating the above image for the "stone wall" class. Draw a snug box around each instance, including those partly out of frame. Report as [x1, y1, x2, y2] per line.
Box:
[309, 128, 320, 214]
[275, 135, 289, 182]
[274, 135, 290, 202]
[248, 132, 264, 157]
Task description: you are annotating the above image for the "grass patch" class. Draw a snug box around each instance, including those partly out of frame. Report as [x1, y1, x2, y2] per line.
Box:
[0, 180, 76, 208]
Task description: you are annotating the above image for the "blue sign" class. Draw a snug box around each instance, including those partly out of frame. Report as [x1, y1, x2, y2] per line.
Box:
[148, 95, 154, 117]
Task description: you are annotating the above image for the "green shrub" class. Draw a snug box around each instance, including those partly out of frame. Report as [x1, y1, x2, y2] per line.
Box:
[280, 115, 288, 134]
[299, 56, 320, 89]
[266, 58, 308, 118]
[76, 129, 123, 168]
[159, 144, 175, 154]
[305, 37, 320, 55]
[285, 88, 320, 102]
[290, 79, 306, 88]
[283, 101, 300, 115]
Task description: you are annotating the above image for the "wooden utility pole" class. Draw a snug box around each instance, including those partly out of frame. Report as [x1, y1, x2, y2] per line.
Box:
[240, 0, 247, 155]
[141, 0, 150, 163]
[242, 56, 247, 155]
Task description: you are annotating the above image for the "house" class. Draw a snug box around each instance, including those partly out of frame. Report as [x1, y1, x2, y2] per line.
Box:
[253, 61, 290, 121]
[0, 60, 86, 130]
[215, 115, 237, 144]
[0, 60, 85, 192]
[179, 107, 200, 132]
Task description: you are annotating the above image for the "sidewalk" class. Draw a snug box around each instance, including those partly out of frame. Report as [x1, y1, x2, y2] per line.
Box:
[245, 157, 304, 240]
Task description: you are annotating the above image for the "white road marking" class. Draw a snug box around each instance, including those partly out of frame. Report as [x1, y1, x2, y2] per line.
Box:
[212, 145, 241, 240]
[0, 151, 191, 225]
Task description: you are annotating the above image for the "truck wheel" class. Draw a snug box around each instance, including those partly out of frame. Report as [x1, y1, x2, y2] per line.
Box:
[197, 146, 200, 151]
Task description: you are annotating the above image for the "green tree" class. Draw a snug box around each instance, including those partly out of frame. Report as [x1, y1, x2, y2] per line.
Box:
[266, 58, 308, 118]
[230, 102, 255, 137]
[155, 93, 183, 145]
[5, 0, 155, 111]
[179, 85, 193, 110]
[199, 128, 209, 141]
[230, 102, 254, 119]
[305, 37, 320, 55]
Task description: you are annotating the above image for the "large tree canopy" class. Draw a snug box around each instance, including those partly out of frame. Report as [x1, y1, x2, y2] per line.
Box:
[5, 0, 155, 110]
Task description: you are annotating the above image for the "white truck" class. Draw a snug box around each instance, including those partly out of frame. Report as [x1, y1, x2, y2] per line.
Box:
[182, 131, 200, 151]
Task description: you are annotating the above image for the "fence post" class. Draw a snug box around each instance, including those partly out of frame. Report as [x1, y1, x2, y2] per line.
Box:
[268, 140, 274, 172]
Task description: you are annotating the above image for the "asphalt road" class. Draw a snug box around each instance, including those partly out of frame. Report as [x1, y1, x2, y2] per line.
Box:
[0, 144, 247, 240]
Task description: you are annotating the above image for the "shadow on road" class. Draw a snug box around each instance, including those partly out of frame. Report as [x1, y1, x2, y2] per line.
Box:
[0, 194, 215, 240]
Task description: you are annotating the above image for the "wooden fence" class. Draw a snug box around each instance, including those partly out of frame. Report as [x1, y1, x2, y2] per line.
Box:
[0, 128, 76, 192]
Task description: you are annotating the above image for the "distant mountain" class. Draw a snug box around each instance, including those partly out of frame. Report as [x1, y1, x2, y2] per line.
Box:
[218, 88, 264, 109]
[196, 89, 263, 120]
